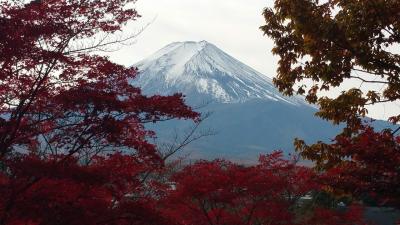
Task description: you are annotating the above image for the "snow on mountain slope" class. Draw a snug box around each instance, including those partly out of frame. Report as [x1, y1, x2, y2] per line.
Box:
[133, 41, 306, 105]
[130, 41, 392, 161]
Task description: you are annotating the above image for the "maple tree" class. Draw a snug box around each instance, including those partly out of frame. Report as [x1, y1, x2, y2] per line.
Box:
[261, 0, 400, 131]
[0, 0, 198, 160]
[0, 0, 198, 224]
[162, 151, 365, 225]
[297, 126, 400, 207]
[262, 0, 400, 206]
[0, 153, 177, 225]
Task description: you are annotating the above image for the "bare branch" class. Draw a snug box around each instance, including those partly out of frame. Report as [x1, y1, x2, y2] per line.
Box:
[350, 75, 389, 84]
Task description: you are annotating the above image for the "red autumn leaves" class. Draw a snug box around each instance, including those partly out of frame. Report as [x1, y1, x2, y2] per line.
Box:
[0, 151, 367, 225]
[162, 151, 365, 225]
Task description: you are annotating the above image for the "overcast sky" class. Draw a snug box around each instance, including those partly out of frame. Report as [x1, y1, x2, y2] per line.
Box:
[108, 0, 275, 75]
[106, 0, 400, 121]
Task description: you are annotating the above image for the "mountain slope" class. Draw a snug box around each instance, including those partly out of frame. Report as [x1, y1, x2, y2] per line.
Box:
[132, 41, 390, 162]
[146, 100, 342, 162]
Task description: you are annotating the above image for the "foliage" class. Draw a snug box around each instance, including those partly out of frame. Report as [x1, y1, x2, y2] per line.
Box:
[0, 0, 198, 224]
[262, 0, 400, 207]
[0, 153, 175, 225]
[298, 126, 400, 207]
[261, 0, 400, 131]
[162, 151, 365, 225]
[0, 0, 198, 160]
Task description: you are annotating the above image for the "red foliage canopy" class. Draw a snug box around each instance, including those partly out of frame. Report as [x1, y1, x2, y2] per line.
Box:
[0, 153, 176, 225]
[313, 127, 400, 207]
[0, 0, 198, 161]
[163, 151, 365, 225]
[0, 1, 198, 224]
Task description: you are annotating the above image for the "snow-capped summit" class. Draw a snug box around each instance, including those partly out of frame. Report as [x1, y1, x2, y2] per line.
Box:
[133, 41, 305, 105]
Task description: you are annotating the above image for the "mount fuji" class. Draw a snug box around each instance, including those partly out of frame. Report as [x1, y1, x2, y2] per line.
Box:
[134, 41, 306, 105]
[131, 41, 387, 162]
